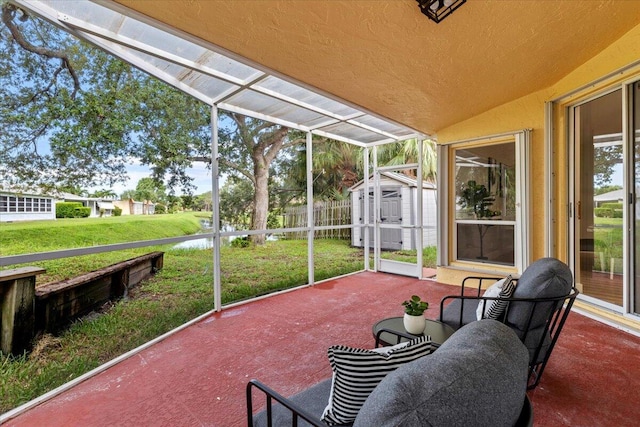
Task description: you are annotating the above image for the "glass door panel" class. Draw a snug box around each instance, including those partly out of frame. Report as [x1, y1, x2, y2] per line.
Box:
[633, 83, 640, 315]
[575, 90, 623, 306]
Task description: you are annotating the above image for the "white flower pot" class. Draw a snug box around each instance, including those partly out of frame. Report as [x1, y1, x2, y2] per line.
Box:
[403, 313, 426, 335]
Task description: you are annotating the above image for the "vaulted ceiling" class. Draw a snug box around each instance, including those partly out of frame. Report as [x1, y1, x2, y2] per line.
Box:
[112, 0, 640, 136]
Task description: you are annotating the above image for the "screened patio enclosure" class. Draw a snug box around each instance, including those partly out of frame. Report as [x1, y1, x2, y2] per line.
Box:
[6, 0, 431, 311]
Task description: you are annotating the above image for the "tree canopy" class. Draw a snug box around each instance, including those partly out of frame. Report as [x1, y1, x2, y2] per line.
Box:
[1, 3, 438, 245]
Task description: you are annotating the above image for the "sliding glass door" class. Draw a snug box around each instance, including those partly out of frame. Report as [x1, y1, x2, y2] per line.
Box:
[573, 89, 624, 308]
[633, 82, 640, 315]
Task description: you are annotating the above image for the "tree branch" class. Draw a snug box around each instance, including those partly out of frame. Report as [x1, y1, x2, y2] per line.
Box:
[218, 158, 255, 185]
[2, 4, 81, 98]
[281, 136, 306, 150]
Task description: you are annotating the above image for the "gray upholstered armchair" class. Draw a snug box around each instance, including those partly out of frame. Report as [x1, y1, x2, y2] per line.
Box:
[439, 257, 579, 389]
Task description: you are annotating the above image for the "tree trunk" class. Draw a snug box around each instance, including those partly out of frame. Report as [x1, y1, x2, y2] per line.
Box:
[251, 159, 269, 245]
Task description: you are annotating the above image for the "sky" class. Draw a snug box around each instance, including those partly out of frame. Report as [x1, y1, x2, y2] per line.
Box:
[86, 158, 216, 197]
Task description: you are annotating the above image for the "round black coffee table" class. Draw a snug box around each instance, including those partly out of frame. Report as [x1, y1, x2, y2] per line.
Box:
[372, 317, 456, 347]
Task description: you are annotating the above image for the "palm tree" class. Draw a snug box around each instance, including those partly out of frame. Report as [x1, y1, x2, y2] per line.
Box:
[287, 139, 364, 201]
[89, 189, 117, 199]
[375, 138, 437, 183]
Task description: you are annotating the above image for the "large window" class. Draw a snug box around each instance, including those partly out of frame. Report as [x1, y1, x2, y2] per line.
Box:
[441, 131, 529, 271]
[0, 195, 53, 213]
[454, 142, 516, 265]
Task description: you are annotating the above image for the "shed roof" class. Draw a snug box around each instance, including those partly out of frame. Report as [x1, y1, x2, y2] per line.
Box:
[349, 172, 436, 191]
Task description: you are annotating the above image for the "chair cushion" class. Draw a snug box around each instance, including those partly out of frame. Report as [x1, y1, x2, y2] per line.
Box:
[353, 320, 529, 427]
[252, 379, 339, 427]
[321, 336, 435, 425]
[506, 258, 572, 331]
[441, 298, 479, 330]
[477, 275, 516, 320]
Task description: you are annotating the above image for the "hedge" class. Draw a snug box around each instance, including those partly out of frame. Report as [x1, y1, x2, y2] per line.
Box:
[56, 202, 91, 218]
[595, 207, 623, 218]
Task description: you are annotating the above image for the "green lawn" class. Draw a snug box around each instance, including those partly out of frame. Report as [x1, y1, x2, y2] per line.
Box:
[0, 212, 204, 257]
[0, 214, 365, 412]
[593, 217, 623, 273]
[0, 213, 441, 412]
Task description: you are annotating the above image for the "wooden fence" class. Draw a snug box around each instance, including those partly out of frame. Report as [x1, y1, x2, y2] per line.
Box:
[283, 200, 351, 240]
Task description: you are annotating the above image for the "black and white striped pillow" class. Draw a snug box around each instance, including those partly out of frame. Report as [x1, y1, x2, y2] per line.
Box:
[321, 336, 435, 425]
[484, 275, 516, 320]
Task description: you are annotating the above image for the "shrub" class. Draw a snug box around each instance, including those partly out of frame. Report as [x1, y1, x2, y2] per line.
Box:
[230, 236, 250, 248]
[99, 208, 105, 218]
[594, 207, 612, 218]
[56, 202, 83, 218]
[74, 206, 91, 218]
[267, 210, 281, 229]
[601, 202, 623, 210]
[113, 206, 122, 216]
[154, 204, 166, 214]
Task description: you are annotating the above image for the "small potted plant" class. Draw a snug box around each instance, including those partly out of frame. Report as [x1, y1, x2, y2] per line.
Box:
[402, 295, 429, 334]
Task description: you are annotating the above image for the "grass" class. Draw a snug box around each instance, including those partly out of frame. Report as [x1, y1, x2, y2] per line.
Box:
[0, 214, 436, 412]
[0, 212, 203, 257]
[380, 246, 437, 269]
[0, 214, 366, 413]
[593, 217, 623, 273]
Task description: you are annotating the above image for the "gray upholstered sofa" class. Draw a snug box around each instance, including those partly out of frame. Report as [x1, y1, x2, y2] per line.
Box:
[247, 319, 533, 427]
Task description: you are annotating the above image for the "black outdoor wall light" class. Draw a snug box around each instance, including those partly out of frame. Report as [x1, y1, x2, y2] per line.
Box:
[416, 0, 467, 23]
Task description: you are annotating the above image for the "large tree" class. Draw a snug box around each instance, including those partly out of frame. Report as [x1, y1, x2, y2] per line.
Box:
[1, 3, 303, 245]
[1, 3, 138, 191]
[220, 114, 303, 243]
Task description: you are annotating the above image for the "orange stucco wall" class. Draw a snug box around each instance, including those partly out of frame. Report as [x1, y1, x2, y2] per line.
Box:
[435, 21, 640, 285]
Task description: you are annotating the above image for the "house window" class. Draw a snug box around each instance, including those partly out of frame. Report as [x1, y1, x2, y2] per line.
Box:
[454, 142, 516, 265]
[442, 131, 530, 271]
[0, 195, 53, 213]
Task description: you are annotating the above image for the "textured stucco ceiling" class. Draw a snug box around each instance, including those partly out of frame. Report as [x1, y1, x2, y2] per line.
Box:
[113, 0, 640, 135]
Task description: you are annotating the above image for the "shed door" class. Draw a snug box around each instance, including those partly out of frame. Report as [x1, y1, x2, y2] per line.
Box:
[361, 188, 402, 250]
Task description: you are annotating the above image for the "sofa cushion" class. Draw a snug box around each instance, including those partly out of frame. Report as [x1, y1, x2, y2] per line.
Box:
[506, 258, 572, 332]
[353, 320, 529, 427]
[321, 336, 435, 425]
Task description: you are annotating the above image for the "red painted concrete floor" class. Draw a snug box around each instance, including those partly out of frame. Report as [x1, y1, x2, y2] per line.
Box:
[4, 271, 640, 426]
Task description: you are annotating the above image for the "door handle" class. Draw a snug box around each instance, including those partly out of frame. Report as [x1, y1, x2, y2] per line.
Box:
[577, 201, 581, 220]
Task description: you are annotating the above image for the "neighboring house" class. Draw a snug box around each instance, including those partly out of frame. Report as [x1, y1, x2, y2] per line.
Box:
[350, 172, 437, 251]
[0, 191, 56, 222]
[60, 193, 117, 217]
[594, 189, 624, 207]
[113, 199, 155, 215]
[113, 199, 132, 215]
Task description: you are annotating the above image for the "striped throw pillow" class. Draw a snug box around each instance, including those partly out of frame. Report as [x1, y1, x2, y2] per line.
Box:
[321, 336, 435, 425]
[484, 275, 516, 320]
